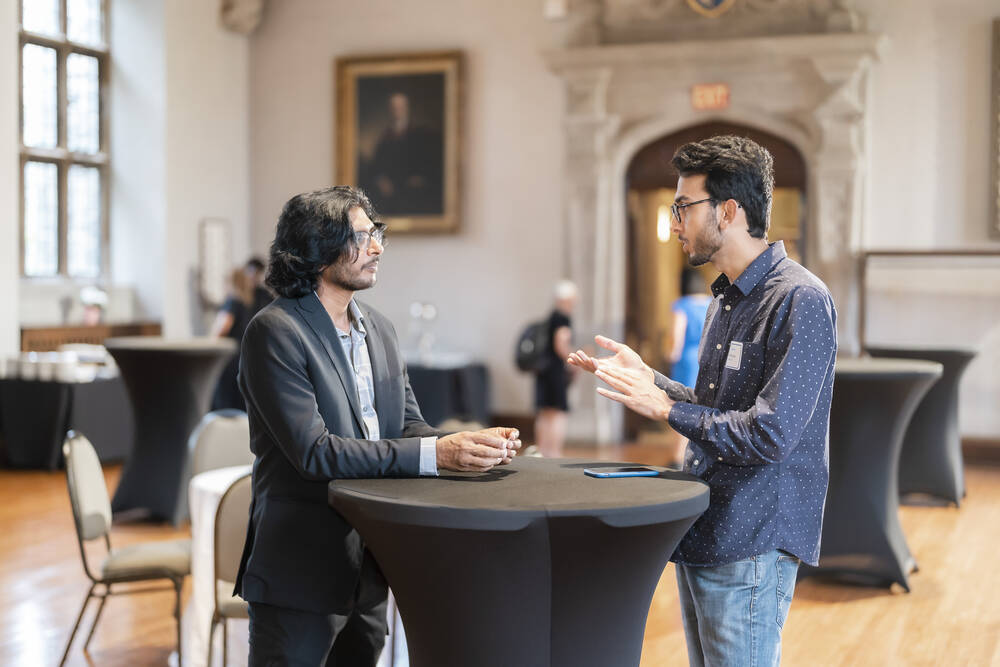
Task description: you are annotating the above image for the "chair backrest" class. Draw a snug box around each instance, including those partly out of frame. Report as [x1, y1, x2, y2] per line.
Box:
[214, 473, 252, 587]
[188, 410, 253, 477]
[63, 431, 112, 542]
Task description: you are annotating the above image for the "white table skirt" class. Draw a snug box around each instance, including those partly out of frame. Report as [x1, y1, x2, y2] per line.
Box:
[183, 465, 408, 667]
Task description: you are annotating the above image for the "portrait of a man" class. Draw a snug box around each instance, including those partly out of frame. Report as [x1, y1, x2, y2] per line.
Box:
[336, 52, 462, 233]
[358, 76, 444, 217]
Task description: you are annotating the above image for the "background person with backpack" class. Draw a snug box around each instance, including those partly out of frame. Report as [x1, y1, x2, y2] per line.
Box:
[531, 279, 577, 457]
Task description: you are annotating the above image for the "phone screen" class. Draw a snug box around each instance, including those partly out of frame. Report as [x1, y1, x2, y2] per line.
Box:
[583, 467, 660, 478]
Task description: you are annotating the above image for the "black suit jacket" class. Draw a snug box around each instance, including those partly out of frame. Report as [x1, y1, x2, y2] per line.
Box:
[234, 293, 441, 614]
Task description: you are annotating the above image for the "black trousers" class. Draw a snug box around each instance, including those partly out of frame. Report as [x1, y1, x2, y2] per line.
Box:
[248, 551, 389, 667]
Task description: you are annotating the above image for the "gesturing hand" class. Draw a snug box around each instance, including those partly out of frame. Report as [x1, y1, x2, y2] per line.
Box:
[436, 431, 511, 472]
[567, 335, 653, 383]
[594, 365, 675, 423]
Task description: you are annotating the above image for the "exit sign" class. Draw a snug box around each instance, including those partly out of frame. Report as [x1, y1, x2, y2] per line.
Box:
[691, 83, 730, 110]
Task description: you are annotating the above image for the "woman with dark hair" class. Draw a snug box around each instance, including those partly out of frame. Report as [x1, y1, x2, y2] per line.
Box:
[210, 267, 256, 410]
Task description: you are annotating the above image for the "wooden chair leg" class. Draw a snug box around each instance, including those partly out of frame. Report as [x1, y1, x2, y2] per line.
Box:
[222, 617, 228, 666]
[83, 588, 108, 652]
[59, 584, 95, 667]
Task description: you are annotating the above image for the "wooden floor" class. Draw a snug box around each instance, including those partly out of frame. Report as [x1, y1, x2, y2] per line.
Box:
[2, 447, 999, 666]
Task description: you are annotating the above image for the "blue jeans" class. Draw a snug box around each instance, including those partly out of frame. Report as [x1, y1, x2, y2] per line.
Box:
[675, 550, 799, 667]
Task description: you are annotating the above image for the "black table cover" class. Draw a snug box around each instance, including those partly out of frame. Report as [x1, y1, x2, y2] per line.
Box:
[105, 337, 236, 524]
[406, 363, 489, 427]
[0, 377, 133, 469]
[329, 456, 709, 667]
[803, 357, 942, 592]
[867, 347, 977, 505]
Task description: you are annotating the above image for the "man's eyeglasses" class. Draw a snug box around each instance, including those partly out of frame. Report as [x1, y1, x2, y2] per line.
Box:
[353, 222, 387, 249]
[670, 198, 715, 223]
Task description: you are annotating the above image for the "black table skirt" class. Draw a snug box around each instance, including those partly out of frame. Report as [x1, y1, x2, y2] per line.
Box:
[802, 358, 941, 591]
[330, 457, 709, 667]
[406, 363, 489, 428]
[0, 377, 133, 469]
[105, 337, 235, 524]
[867, 347, 977, 505]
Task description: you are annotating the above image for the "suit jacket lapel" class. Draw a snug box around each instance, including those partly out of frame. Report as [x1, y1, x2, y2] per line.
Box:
[359, 302, 391, 438]
[295, 293, 365, 434]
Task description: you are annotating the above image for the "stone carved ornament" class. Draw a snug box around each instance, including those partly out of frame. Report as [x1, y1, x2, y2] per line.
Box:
[560, 0, 860, 44]
[220, 0, 265, 35]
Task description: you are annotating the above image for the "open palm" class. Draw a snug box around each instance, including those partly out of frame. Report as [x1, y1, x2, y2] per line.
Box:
[567, 335, 652, 382]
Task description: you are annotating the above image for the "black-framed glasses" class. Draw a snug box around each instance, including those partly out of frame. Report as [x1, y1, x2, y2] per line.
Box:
[670, 198, 715, 223]
[353, 222, 387, 249]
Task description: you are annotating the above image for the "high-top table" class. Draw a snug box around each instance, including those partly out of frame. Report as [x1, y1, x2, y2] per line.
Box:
[0, 376, 133, 469]
[804, 357, 942, 592]
[867, 347, 977, 505]
[104, 337, 236, 524]
[329, 456, 709, 667]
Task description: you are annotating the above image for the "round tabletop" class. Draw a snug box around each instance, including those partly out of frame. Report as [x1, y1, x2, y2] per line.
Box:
[834, 356, 943, 378]
[104, 336, 237, 353]
[329, 456, 709, 531]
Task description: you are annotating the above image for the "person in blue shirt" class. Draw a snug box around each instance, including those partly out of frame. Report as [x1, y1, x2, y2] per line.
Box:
[669, 269, 712, 389]
[569, 135, 837, 667]
[665, 269, 713, 468]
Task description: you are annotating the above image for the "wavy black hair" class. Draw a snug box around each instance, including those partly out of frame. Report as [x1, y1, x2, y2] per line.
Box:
[671, 135, 774, 239]
[265, 186, 378, 298]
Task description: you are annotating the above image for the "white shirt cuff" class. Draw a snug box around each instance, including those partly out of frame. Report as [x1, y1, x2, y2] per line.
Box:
[419, 437, 438, 476]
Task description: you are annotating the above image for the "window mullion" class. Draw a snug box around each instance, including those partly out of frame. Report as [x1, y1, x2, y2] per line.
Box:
[57, 42, 68, 277]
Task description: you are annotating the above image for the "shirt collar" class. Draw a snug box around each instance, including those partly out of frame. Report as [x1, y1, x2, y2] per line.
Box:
[710, 241, 787, 297]
[344, 299, 367, 337]
[313, 291, 367, 338]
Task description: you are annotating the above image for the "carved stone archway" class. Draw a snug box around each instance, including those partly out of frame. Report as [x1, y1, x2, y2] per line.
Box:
[546, 30, 886, 443]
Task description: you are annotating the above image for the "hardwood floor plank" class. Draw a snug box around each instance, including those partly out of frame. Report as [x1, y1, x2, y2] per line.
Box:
[2, 448, 998, 666]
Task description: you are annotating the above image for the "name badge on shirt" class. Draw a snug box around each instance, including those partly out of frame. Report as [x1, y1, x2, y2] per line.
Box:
[725, 341, 743, 370]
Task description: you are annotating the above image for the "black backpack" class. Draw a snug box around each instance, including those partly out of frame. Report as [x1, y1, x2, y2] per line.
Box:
[515, 320, 552, 373]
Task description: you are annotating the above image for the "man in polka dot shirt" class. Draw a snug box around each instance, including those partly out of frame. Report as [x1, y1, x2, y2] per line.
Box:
[569, 135, 837, 667]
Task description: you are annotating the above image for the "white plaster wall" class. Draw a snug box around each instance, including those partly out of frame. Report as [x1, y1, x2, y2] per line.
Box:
[0, 1, 19, 355]
[249, 0, 565, 415]
[866, 258, 1000, 438]
[247, 0, 1000, 436]
[862, 0, 1000, 249]
[110, 0, 167, 325]
[162, 0, 250, 337]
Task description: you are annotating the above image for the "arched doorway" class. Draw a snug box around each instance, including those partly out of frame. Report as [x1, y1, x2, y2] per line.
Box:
[623, 121, 808, 442]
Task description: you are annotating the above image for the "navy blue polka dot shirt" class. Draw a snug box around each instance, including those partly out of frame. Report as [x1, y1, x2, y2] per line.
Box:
[655, 241, 837, 567]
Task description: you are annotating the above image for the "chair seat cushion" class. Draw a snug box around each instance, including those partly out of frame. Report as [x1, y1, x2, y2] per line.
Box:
[102, 539, 192, 579]
[216, 580, 249, 618]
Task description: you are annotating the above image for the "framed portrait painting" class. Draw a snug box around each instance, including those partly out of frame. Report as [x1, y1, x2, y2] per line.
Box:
[336, 51, 463, 234]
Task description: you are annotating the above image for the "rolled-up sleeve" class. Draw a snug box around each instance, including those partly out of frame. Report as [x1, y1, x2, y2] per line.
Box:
[667, 287, 836, 466]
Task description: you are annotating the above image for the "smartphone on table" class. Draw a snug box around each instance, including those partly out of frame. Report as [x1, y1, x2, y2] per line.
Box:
[583, 467, 660, 478]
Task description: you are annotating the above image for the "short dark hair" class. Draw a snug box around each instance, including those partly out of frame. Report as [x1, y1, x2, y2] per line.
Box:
[245, 256, 265, 273]
[681, 268, 706, 296]
[265, 186, 378, 298]
[671, 135, 774, 239]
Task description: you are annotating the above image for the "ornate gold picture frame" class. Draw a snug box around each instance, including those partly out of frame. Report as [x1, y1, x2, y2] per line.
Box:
[336, 51, 463, 234]
[992, 20, 1000, 238]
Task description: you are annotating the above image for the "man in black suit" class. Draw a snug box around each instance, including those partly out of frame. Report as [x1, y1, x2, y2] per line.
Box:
[236, 186, 520, 666]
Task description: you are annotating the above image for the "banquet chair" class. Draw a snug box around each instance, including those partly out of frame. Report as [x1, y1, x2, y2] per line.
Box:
[175, 410, 253, 523]
[60, 431, 191, 666]
[207, 473, 252, 667]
